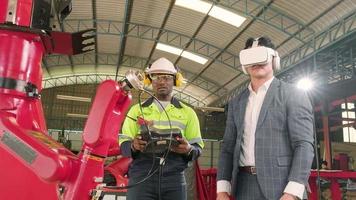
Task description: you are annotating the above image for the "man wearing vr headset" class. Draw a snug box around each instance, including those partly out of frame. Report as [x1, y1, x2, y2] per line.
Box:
[119, 57, 204, 200]
[217, 37, 314, 200]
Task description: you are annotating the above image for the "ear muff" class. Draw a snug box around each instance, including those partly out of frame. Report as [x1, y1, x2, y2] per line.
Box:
[143, 64, 152, 86]
[174, 72, 183, 87]
[143, 64, 184, 87]
[143, 73, 151, 86]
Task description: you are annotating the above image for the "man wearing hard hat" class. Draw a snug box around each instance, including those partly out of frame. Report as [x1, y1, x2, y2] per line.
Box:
[119, 57, 204, 200]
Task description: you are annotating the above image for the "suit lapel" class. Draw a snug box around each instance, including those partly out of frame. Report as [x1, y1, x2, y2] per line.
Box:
[237, 89, 250, 130]
[256, 78, 280, 129]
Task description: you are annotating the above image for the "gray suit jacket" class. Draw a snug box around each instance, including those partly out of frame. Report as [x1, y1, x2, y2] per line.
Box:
[217, 78, 314, 199]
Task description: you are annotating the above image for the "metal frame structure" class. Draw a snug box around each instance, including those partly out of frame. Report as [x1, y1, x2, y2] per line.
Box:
[44, 1, 356, 108]
[44, 53, 226, 104]
[213, 11, 356, 107]
[173, 2, 214, 65]
[145, 0, 176, 67]
[115, 0, 133, 80]
[91, 0, 98, 69]
[56, 19, 241, 72]
[212, 0, 315, 43]
[180, 0, 276, 95]
[42, 73, 205, 107]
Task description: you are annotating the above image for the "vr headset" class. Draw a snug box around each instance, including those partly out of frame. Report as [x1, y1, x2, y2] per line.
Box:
[239, 42, 280, 74]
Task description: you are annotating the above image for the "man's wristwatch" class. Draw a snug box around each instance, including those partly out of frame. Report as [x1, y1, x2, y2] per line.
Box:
[131, 142, 137, 152]
[186, 146, 194, 157]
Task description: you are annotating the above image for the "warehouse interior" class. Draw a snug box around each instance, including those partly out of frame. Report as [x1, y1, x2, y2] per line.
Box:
[1, 0, 356, 199]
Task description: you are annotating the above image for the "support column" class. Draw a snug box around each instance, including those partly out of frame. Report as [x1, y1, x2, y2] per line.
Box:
[322, 101, 332, 169]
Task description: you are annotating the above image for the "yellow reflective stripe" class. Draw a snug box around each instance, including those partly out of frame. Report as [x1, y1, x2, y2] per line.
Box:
[119, 134, 133, 144]
[188, 137, 203, 144]
[119, 134, 133, 140]
[152, 120, 186, 130]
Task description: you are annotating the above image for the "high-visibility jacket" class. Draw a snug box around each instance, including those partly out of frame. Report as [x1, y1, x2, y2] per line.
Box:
[120, 97, 204, 148]
[119, 97, 204, 176]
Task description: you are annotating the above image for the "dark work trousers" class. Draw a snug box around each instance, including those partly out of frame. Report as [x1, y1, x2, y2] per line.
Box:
[126, 171, 187, 200]
[235, 172, 267, 200]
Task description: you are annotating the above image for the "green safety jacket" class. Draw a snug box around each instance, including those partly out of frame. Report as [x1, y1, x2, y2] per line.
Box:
[119, 97, 204, 176]
[120, 97, 204, 148]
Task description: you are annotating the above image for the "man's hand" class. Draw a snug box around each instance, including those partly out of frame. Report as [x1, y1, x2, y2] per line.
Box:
[131, 135, 147, 152]
[170, 137, 191, 154]
[217, 192, 230, 200]
[280, 193, 298, 200]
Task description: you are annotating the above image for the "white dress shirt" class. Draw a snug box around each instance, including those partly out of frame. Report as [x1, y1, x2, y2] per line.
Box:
[217, 77, 305, 199]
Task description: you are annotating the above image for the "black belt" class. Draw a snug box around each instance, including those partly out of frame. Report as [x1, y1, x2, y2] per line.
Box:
[0, 77, 39, 98]
[239, 166, 257, 175]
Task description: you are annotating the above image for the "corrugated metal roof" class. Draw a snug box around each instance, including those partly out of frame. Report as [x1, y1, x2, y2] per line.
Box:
[43, 0, 356, 107]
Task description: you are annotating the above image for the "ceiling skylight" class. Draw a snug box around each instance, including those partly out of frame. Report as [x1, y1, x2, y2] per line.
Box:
[156, 43, 208, 65]
[181, 51, 208, 65]
[156, 43, 182, 55]
[175, 0, 211, 14]
[209, 5, 246, 27]
[175, 0, 246, 28]
[67, 113, 88, 118]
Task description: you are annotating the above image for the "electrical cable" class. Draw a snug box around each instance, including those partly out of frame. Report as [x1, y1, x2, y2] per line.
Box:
[103, 89, 175, 195]
[137, 90, 175, 200]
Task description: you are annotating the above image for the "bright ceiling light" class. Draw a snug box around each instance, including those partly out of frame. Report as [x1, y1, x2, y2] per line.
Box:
[297, 78, 314, 91]
[56, 95, 91, 102]
[156, 43, 208, 65]
[181, 51, 208, 65]
[67, 113, 88, 118]
[175, 0, 246, 28]
[175, 0, 211, 14]
[209, 6, 246, 27]
[156, 43, 182, 55]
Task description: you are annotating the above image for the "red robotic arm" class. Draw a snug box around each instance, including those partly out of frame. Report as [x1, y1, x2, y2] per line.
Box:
[0, 78, 137, 200]
[0, 0, 142, 199]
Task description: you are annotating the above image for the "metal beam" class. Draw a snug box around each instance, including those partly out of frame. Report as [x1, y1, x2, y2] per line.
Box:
[115, 0, 134, 81]
[44, 53, 228, 97]
[174, 2, 214, 65]
[276, 0, 345, 49]
[279, 10, 356, 73]
[211, 0, 315, 43]
[145, 0, 176, 67]
[92, 0, 98, 68]
[42, 73, 205, 107]
[181, 0, 275, 93]
[60, 19, 241, 72]
[212, 17, 356, 107]
[42, 59, 51, 77]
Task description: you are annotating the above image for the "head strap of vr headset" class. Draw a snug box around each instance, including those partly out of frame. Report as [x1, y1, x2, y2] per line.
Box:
[252, 37, 260, 48]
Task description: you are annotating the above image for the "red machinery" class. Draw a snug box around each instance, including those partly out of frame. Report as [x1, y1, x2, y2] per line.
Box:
[309, 170, 356, 200]
[0, 0, 140, 199]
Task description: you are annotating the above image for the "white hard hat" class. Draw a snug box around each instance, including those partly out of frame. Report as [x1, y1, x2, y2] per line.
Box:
[146, 57, 177, 75]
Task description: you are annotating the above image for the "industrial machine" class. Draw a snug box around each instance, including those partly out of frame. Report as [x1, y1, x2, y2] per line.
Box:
[0, 0, 142, 199]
